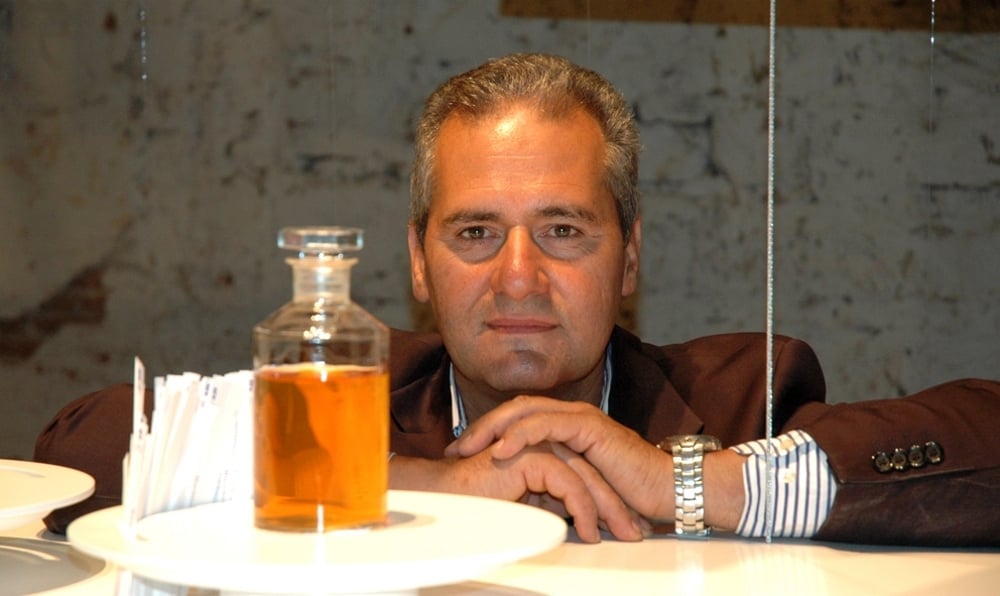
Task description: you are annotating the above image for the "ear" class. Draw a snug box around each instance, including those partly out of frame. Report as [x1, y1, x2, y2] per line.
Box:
[408, 224, 430, 303]
[621, 216, 641, 297]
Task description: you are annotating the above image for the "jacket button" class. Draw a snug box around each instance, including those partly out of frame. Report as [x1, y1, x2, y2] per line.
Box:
[872, 451, 893, 473]
[890, 448, 909, 471]
[907, 444, 926, 468]
[925, 441, 943, 464]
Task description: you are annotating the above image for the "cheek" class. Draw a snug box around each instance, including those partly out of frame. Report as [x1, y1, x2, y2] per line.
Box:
[426, 259, 482, 308]
[591, 271, 629, 329]
[555, 264, 621, 314]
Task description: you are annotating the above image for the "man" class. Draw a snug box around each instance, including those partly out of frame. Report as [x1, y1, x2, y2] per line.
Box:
[36, 53, 1000, 545]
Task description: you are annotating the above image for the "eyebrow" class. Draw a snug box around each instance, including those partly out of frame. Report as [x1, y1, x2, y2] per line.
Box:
[537, 205, 600, 223]
[440, 205, 600, 227]
[441, 209, 500, 227]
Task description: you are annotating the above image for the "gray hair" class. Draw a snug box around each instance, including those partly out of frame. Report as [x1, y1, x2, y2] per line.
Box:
[409, 53, 640, 244]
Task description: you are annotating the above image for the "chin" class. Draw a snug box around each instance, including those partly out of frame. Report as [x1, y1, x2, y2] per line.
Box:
[482, 363, 559, 394]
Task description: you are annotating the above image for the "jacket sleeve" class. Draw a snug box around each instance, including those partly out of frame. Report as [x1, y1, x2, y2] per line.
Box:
[784, 378, 1000, 546]
[33, 383, 148, 534]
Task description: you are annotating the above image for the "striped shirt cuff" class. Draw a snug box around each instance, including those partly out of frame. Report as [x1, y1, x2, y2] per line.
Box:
[730, 429, 837, 538]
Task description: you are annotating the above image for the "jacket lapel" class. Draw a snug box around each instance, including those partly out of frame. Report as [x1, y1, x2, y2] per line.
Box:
[389, 332, 455, 458]
[607, 328, 705, 443]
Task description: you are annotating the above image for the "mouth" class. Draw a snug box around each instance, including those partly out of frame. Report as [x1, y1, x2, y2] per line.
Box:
[485, 317, 558, 334]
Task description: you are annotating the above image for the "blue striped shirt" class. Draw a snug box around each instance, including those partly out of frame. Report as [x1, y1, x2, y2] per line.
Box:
[731, 429, 837, 538]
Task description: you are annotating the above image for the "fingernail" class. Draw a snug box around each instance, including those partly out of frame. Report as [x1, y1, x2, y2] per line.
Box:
[636, 517, 653, 539]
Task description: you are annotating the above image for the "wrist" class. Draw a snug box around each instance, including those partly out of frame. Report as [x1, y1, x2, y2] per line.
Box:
[702, 449, 746, 532]
[388, 455, 446, 492]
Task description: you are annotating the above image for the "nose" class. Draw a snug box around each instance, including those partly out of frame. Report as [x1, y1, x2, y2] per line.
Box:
[491, 227, 549, 301]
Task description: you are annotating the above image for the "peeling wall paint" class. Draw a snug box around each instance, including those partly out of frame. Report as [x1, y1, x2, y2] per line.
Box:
[1, 1, 997, 458]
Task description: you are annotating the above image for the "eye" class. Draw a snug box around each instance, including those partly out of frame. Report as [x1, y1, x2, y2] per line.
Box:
[446, 224, 503, 263]
[459, 226, 490, 240]
[549, 224, 579, 238]
[535, 222, 598, 260]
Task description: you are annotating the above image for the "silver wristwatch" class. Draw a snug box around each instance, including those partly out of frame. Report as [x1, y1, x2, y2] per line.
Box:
[657, 434, 722, 538]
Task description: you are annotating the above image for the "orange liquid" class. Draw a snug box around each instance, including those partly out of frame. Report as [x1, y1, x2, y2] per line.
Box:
[253, 363, 389, 531]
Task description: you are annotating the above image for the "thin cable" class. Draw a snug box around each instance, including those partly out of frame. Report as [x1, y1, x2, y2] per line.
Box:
[764, 0, 778, 544]
[928, 0, 937, 132]
[131, 1, 150, 225]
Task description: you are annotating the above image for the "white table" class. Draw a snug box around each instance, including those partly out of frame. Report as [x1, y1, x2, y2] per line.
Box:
[4, 518, 999, 595]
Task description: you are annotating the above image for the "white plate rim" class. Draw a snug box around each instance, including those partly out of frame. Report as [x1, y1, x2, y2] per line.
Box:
[0, 459, 95, 530]
[68, 490, 567, 594]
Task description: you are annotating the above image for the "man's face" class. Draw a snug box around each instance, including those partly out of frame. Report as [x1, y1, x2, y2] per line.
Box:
[408, 103, 640, 401]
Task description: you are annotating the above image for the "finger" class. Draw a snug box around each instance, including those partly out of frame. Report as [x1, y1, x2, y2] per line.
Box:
[597, 514, 653, 539]
[494, 417, 673, 522]
[445, 395, 566, 457]
[489, 408, 611, 460]
[550, 442, 643, 542]
[503, 450, 602, 544]
[445, 396, 582, 457]
[520, 492, 570, 519]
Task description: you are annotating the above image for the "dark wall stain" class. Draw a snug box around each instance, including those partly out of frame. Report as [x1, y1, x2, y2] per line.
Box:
[0, 265, 107, 363]
[103, 10, 118, 33]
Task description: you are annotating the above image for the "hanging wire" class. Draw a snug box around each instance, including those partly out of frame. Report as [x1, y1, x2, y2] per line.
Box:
[326, 1, 335, 149]
[928, 0, 937, 132]
[131, 0, 151, 222]
[0, 1, 12, 84]
[764, 0, 778, 544]
[138, 2, 148, 83]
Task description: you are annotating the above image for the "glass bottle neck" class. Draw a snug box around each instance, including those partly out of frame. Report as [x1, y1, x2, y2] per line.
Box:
[288, 257, 355, 304]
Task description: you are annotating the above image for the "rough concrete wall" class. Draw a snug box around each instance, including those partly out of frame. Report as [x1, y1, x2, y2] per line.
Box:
[1, 1, 997, 458]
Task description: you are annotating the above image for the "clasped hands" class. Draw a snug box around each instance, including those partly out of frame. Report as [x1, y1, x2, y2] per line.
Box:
[441, 396, 675, 543]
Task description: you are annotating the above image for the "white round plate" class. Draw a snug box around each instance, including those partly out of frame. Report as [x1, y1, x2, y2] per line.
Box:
[68, 490, 567, 594]
[0, 459, 95, 531]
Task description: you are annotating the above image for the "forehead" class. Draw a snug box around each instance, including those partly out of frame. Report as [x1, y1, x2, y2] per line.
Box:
[430, 105, 610, 214]
[438, 101, 602, 145]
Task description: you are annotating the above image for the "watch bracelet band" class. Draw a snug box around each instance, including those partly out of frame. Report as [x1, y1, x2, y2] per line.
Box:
[660, 435, 721, 538]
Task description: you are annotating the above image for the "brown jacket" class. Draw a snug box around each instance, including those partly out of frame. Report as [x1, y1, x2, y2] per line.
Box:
[35, 327, 1000, 545]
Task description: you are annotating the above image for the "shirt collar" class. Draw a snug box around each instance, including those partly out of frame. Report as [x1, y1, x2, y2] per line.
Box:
[450, 345, 613, 438]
